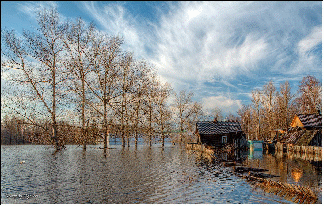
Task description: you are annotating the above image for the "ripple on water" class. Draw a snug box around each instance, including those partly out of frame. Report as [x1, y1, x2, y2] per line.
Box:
[1, 144, 321, 204]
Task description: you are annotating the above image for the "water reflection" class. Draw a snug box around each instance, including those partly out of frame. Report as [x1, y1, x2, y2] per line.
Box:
[248, 149, 263, 160]
[216, 148, 322, 203]
[1, 144, 322, 204]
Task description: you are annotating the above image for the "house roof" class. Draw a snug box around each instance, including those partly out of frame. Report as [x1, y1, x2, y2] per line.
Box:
[282, 127, 305, 144]
[196, 121, 242, 135]
[297, 113, 322, 128]
[282, 126, 320, 145]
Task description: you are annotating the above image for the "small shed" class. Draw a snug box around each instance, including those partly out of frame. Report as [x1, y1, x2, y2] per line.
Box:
[281, 113, 322, 146]
[196, 120, 246, 148]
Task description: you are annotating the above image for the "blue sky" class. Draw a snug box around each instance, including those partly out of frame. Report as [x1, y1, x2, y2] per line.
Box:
[1, 1, 322, 116]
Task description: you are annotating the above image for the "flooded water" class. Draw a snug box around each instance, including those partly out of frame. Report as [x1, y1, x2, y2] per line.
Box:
[1, 143, 322, 204]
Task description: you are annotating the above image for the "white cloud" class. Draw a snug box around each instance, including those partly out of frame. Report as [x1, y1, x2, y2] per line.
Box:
[201, 95, 243, 115]
[149, 2, 318, 88]
[82, 2, 149, 59]
[298, 26, 322, 55]
[290, 25, 322, 75]
[78, 2, 321, 95]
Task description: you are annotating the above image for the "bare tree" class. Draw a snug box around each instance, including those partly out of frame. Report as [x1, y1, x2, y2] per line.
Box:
[261, 80, 277, 138]
[185, 101, 204, 133]
[296, 75, 322, 114]
[251, 89, 262, 140]
[238, 105, 252, 140]
[155, 82, 172, 147]
[62, 18, 96, 150]
[1, 8, 67, 150]
[211, 106, 223, 122]
[225, 113, 240, 122]
[173, 90, 194, 142]
[278, 81, 294, 130]
[141, 71, 159, 146]
[130, 61, 151, 146]
[87, 35, 123, 149]
[118, 53, 138, 147]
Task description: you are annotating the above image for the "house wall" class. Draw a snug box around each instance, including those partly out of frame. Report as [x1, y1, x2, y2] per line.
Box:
[200, 132, 245, 148]
[291, 116, 304, 128]
[308, 130, 322, 146]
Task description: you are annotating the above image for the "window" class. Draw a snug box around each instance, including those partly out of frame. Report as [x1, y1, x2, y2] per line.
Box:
[222, 136, 227, 144]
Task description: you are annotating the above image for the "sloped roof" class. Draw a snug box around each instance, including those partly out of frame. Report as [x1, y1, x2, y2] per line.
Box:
[283, 127, 305, 144]
[296, 129, 320, 146]
[281, 126, 320, 145]
[297, 114, 322, 128]
[196, 121, 242, 135]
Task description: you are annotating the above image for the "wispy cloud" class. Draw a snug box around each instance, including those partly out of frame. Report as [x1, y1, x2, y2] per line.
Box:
[8, 1, 321, 115]
[17, 1, 59, 19]
[148, 2, 321, 90]
[79, 1, 321, 114]
[298, 26, 322, 55]
[81, 2, 151, 59]
[291, 25, 322, 75]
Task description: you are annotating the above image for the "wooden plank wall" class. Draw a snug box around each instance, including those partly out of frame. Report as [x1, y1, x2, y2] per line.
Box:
[275, 142, 322, 161]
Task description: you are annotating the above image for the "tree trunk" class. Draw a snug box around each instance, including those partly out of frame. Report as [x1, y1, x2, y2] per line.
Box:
[52, 57, 59, 150]
[103, 96, 108, 149]
[149, 103, 152, 147]
[82, 73, 86, 150]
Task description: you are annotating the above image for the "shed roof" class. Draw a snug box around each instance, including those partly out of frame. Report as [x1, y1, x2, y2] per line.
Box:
[196, 121, 242, 135]
[282, 126, 320, 145]
[297, 113, 322, 128]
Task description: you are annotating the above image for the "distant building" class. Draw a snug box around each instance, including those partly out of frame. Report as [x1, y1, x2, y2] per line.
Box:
[195, 120, 246, 149]
[280, 113, 322, 146]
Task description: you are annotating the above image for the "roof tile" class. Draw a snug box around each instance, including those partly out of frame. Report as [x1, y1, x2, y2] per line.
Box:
[298, 114, 322, 128]
[196, 121, 242, 135]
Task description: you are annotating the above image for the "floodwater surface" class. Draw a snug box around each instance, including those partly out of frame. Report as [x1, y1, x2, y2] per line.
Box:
[1, 143, 322, 204]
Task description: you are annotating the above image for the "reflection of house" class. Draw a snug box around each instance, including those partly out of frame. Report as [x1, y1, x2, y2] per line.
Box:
[280, 113, 322, 146]
[196, 120, 246, 148]
[270, 129, 286, 141]
[291, 168, 303, 182]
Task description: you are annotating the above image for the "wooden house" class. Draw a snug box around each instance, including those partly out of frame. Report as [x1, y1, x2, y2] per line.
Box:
[196, 120, 246, 149]
[280, 113, 322, 146]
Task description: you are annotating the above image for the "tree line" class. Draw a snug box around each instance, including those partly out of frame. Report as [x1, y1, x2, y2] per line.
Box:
[2, 8, 321, 149]
[237, 76, 322, 141]
[1, 8, 203, 150]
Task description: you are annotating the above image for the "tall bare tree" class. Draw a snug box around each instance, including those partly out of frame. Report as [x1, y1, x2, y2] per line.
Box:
[118, 53, 137, 147]
[62, 18, 95, 150]
[173, 90, 194, 141]
[129, 61, 151, 146]
[238, 105, 252, 139]
[87, 35, 123, 148]
[2, 8, 66, 150]
[155, 82, 172, 147]
[278, 81, 294, 130]
[261, 80, 277, 138]
[251, 89, 262, 140]
[296, 75, 322, 114]
[141, 71, 159, 146]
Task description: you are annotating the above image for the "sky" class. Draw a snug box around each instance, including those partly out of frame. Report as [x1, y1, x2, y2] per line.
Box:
[1, 1, 322, 117]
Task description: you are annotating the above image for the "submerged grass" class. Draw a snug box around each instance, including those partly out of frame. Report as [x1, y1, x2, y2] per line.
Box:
[245, 175, 318, 204]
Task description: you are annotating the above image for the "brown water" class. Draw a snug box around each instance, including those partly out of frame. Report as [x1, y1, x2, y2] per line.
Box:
[1, 143, 322, 204]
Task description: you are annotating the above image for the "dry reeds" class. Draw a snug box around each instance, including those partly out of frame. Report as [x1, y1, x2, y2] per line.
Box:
[245, 175, 318, 204]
